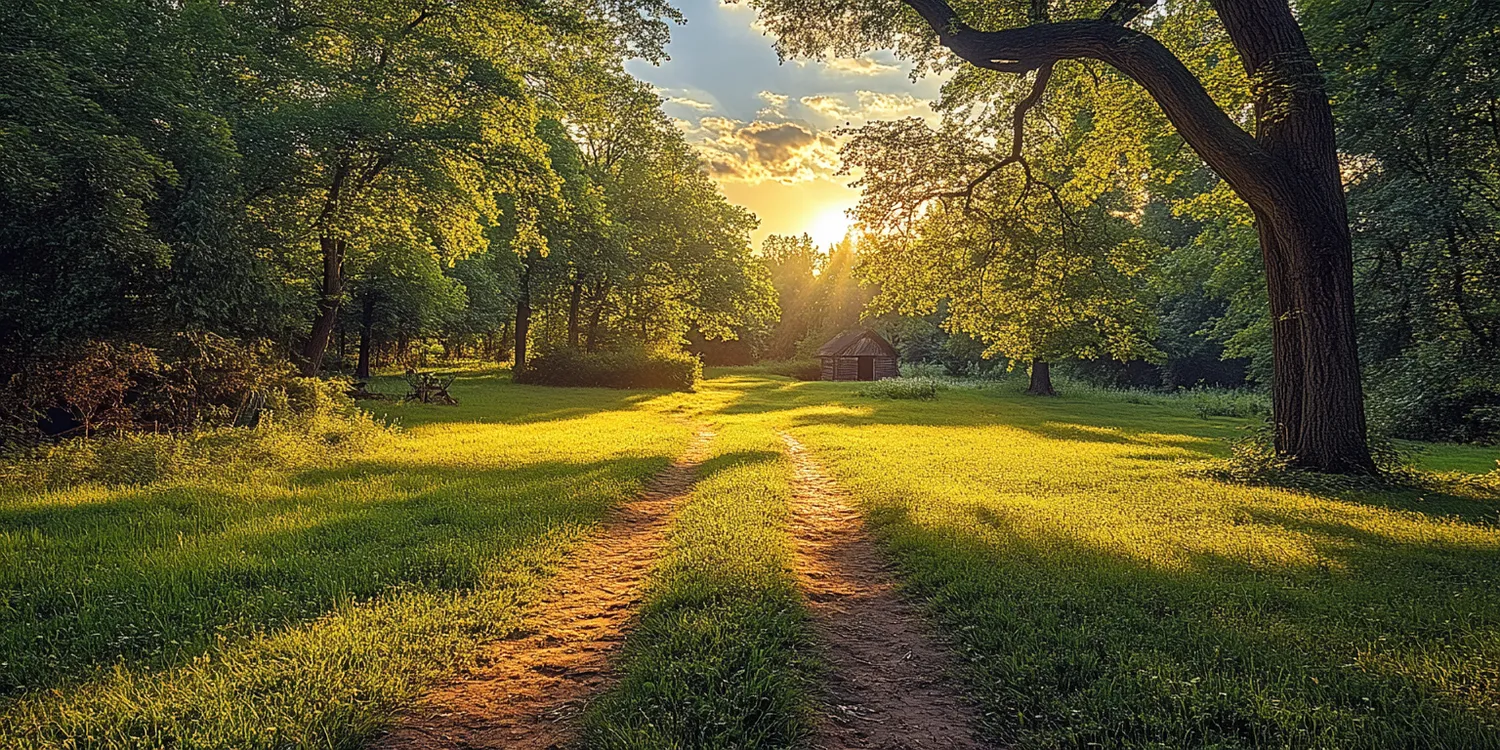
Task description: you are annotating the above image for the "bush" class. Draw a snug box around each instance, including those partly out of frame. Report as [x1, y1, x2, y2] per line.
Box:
[516, 348, 701, 391]
[0, 333, 299, 441]
[899, 361, 946, 379]
[760, 359, 822, 381]
[857, 377, 942, 400]
[1366, 343, 1500, 444]
[0, 377, 387, 488]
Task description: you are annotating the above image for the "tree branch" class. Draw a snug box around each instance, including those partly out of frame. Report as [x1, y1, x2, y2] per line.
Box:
[897, 0, 1285, 209]
[937, 62, 1053, 206]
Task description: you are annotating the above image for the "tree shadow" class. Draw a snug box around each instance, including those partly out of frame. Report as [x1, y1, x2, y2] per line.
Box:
[365, 372, 661, 427]
[0, 454, 665, 699]
[868, 499, 1500, 746]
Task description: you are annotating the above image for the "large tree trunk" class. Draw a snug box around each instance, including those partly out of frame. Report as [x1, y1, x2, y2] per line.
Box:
[1216, 0, 1374, 473]
[356, 294, 375, 380]
[1026, 359, 1055, 396]
[514, 263, 532, 373]
[896, 0, 1375, 472]
[301, 235, 345, 376]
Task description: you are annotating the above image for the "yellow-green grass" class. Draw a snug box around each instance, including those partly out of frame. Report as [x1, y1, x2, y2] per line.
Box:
[0, 371, 694, 747]
[585, 376, 816, 748]
[3, 366, 1496, 748]
[716, 376, 1500, 747]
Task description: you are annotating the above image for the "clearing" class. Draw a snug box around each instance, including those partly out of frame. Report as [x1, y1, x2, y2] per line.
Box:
[1, 370, 1497, 748]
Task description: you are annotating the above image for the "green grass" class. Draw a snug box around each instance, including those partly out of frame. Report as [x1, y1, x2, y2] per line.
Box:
[585, 381, 815, 748]
[2, 368, 1496, 748]
[729, 377, 1500, 748]
[0, 370, 694, 747]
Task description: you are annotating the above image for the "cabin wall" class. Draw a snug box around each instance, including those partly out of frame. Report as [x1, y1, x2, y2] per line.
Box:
[835, 357, 859, 381]
[820, 352, 900, 381]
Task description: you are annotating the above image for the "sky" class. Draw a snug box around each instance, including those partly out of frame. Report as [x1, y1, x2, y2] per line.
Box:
[624, 0, 945, 248]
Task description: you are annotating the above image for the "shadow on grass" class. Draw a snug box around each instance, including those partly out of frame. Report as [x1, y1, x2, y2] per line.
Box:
[694, 374, 1500, 745]
[711, 375, 1498, 525]
[365, 372, 661, 428]
[0, 454, 666, 698]
[874, 499, 1500, 747]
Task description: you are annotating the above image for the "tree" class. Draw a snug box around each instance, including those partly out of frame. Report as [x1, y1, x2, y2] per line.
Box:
[753, 0, 1376, 471]
[572, 79, 778, 353]
[759, 233, 823, 359]
[849, 118, 1160, 396]
[1300, 0, 1500, 443]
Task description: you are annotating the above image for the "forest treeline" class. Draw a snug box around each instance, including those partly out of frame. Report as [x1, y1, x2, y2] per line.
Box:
[0, 0, 774, 433]
[1, 0, 1497, 446]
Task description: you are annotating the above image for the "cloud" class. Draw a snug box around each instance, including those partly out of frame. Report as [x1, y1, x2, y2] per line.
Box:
[823, 57, 901, 76]
[796, 91, 936, 126]
[683, 117, 842, 184]
[666, 95, 715, 111]
[800, 95, 856, 121]
[757, 90, 791, 119]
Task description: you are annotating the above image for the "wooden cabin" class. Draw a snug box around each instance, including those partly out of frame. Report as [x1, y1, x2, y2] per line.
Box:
[817, 329, 899, 381]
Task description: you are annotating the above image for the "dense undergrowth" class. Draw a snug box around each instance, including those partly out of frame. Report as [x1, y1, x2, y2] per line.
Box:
[0, 378, 387, 489]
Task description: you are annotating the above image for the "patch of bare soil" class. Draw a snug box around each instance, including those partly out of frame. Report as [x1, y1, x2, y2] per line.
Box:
[780, 433, 992, 750]
[373, 428, 714, 750]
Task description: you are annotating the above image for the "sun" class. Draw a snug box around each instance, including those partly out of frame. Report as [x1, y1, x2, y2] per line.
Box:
[806, 205, 854, 249]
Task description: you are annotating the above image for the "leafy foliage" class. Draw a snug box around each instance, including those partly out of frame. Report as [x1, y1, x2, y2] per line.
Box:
[856, 377, 942, 400]
[515, 348, 702, 390]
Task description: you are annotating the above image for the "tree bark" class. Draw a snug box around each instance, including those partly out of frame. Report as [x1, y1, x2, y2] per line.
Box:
[567, 271, 583, 349]
[1026, 359, 1056, 396]
[301, 235, 346, 376]
[356, 293, 375, 380]
[514, 262, 532, 373]
[1215, 0, 1372, 472]
[585, 279, 610, 352]
[896, 0, 1375, 472]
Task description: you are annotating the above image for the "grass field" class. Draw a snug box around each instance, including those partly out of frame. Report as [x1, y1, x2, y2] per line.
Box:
[1, 369, 1496, 747]
[0, 371, 694, 746]
[734, 375, 1500, 748]
[585, 383, 815, 748]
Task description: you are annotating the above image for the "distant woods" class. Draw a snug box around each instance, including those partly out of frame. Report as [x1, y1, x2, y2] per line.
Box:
[0, 0, 774, 394]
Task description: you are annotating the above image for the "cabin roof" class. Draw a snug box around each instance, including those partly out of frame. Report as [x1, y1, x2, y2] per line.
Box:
[817, 329, 898, 358]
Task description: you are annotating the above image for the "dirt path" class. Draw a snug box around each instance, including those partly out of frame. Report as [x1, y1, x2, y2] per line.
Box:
[780, 433, 992, 750]
[374, 428, 714, 750]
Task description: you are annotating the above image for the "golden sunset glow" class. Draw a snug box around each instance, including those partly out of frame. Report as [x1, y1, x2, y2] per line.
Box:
[806, 205, 854, 248]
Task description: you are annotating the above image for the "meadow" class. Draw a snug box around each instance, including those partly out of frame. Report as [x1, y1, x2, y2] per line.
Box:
[0, 369, 1496, 747]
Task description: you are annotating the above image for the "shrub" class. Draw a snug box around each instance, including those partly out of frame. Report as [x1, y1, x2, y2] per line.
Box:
[0, 377, 387, 489]
[1366, 343, 1500, 444]
[3, 340, 160, 438]
[857, 377, 942, 400]
[0, 333, 300, 441]
[141, 332, 296, 430]
[516, 348, 701, 391]
[899, 361, 946, 379]
[760, 359, 822, 381]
